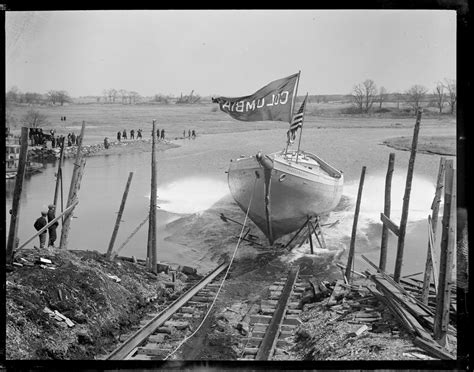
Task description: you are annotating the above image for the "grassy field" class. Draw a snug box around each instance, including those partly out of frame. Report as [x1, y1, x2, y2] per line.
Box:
[7, 102, 456, 149]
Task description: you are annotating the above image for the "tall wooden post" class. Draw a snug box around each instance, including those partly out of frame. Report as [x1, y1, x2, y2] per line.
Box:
[421, 157, 446, 304]
[147, 120, 158, 273]
[106, 172, 134, 260]
[53, 141, 65, 207]
[379, 153, 395, 271]
[345, 166, 366, 282]
[59, 121, 86, 250]
[394, 109, 422, 282]
[6, 127, 29, 265]
[434, 161, 455, 346]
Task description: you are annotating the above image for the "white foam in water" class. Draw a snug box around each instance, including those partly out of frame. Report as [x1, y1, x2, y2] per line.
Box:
[148, 177, 230, 214]
[324, 173, 438, 246]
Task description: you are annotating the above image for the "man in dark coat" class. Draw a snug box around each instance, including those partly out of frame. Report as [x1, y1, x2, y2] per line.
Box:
[34, 211, 48, 248]
[161, 129, 165, 140]
[130, 129, 135, 139]
[122, 129, 127, 140]
[117, 131, 121, 142]
[47, 204, 59, 248]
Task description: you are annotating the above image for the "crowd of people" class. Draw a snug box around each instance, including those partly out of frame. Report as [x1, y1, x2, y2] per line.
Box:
[183, 129, 197, 139]
[29, 128, 82, 149]
[116, 128, 144, 142]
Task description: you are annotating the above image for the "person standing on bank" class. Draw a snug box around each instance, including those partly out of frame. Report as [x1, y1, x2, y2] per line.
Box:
[161, 129, 165, 140]
[47, 204, 59, 248]
[117, 131, 121, 142]
[130, 129, 135, 139]
[34, 211, 48, 249]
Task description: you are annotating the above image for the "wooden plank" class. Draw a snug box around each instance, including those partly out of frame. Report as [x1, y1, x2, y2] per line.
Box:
[345, 166, 366, 281]
[434, 161, 455, 346]
[380, 213, 399, 236]
[106, 172, 134, 259]
[422, 157, 445, 304]
[412, 336, 455, 360]
[6, 127, 30, 264]
[379, 152, 395, 271]
[394, 109, 422, 282]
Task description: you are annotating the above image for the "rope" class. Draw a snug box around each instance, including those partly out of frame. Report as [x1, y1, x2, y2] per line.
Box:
[113, 215, 150, 257]
[163, 176, 259, 360]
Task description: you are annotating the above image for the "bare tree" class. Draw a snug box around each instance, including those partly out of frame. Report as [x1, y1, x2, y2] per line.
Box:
[433, 82, 445, 114]
[129, 91, 141, 104]
[21, 109, 49, 128]
[110, 89, 118, 103]
[352, 79, 377, 113]
[47, 90, 58, 105]
[405, 85, 427, 112]
[6, 86, 20, 103]
[444, 79, 456, 114]
[56, 90, 72, 106]
[102, 89, 109, 103]
[378, 86, 388, 109]
[118, 89, 127, 104]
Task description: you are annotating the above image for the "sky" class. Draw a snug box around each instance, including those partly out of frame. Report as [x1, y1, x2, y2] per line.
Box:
[5, 10, 456, 98]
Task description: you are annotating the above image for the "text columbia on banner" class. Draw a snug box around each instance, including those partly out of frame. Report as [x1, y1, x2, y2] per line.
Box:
[213, 73, 299, 122]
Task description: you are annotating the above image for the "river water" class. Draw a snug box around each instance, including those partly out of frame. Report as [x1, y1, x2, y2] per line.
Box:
[5, 124, 455, 276]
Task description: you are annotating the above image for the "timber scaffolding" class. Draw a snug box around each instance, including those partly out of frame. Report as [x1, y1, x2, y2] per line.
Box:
[338, 109, 459, 360]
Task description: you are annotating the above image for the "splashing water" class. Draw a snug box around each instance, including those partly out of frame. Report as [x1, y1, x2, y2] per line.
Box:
[323, 173, 437, 248]
[148, 177, 230, 214]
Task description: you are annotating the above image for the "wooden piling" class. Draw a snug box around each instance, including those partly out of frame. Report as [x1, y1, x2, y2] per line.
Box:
[59, 121, 86, 249]
[421, 157, 446, 304]
[394, 109, 422, 282]
[345, 166, 366, 282]
[434, 160, 455, 346]
[308, 223, 314, 254]
[53, 141, 65, 208]
[147, 120, 158, 273]
[59, 157, 86, 249]
[6, 127, 29, 265]
[379, 153, 395, 271]
[106, 172, 134, 260]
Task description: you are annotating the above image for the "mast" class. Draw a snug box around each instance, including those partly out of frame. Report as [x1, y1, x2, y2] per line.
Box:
[295, 93, 309, 163]
[284, 71, 301, 154]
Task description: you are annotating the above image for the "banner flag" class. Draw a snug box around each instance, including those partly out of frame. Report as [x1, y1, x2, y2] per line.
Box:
[212, 73, 299, 122]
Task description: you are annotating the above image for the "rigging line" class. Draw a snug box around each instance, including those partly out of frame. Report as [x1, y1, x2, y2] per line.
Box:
[163, 176, 259, 361]
[113, 215, 150, 256]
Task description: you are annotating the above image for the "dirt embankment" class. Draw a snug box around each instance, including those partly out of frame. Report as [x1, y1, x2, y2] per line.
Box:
[6, 248, 192, 360]
[28, 138, 179, 162]
[382, 135, 455, 156]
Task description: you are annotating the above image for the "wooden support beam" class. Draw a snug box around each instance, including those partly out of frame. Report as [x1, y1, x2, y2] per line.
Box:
[53, 141, 65, 207]
[6, 127, 30, 265]
[59, 121, 86, 250]
[380, 213, 400, 236]
[434, 160, 455, 346]
[106, 172, 134, 260]
[147, 120, 158, 273]
[345, 166, 366, 282]
[394, 109, 422, 282]
[379, 152, 395, 271]
[421, 157, 445, 304]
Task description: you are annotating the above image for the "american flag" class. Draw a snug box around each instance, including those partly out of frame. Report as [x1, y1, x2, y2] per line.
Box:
[287, 95, 307, 143]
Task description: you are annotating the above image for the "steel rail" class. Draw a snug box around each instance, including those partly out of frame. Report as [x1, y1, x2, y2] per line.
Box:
[106, 262, 229, 360]
[256, 265, 300, 360]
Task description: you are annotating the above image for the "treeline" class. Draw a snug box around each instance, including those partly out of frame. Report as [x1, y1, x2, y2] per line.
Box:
[348, 78, 456, 115]
[6, 87, 72, 106]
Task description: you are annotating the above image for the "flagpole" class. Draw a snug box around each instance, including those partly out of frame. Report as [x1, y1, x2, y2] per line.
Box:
[295, 93, 309, 163]
[285, 71, 301, 155]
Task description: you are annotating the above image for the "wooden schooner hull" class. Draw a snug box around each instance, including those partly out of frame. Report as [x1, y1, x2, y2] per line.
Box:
[228, 150, 343, 243]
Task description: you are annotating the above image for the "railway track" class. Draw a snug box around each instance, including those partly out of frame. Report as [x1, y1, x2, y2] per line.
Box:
[238, 265, 307, 360]
[106, 262, 229, 360]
